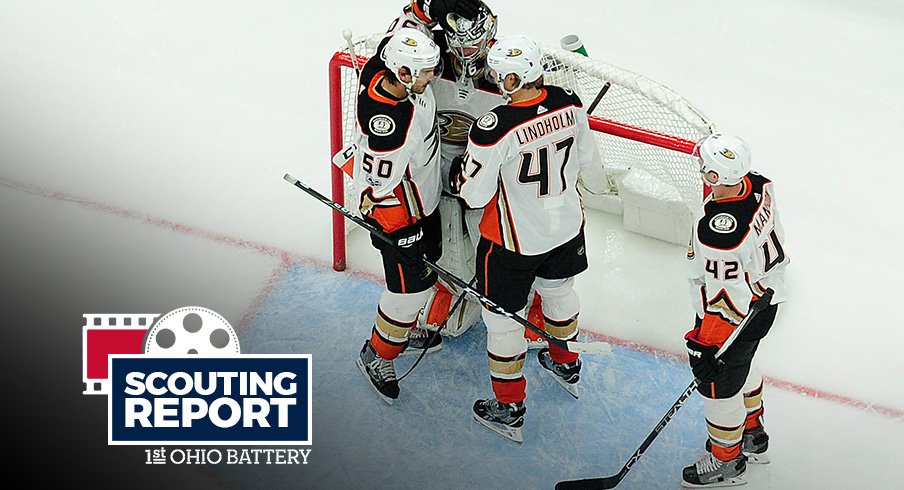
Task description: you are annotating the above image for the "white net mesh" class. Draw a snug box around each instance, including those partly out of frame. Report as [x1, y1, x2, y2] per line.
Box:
[332, 33, 715, 237]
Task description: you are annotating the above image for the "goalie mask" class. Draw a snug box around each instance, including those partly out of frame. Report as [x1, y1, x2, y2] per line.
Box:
[486, 35, 544, 97]
[694, 133, 751, 186]
[381, 27, 443, 95]
[444, 3, 497, 80]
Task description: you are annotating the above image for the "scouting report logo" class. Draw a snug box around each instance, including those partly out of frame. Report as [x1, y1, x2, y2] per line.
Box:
[82, 306, 312, 465]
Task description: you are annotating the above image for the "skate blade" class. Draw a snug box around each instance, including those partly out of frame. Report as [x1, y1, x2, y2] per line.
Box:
[355, 358, 395, 405]
[744, 452, 770, 464]
[681, 475, 747, 488]
[472, 413, 523, 443]
[545, 370, 579, 399]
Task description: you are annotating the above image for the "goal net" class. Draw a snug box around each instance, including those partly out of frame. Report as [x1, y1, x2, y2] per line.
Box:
[329, 33, 715, 271]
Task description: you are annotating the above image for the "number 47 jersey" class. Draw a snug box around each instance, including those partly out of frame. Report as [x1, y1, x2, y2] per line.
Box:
[688, 172, 790, 324]
[459, 86, 606, 256]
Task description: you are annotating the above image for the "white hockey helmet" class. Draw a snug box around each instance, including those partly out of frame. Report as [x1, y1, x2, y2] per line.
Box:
[486, 35, 544, 96]
[693, 133, 751, 186]
[444, 2, 497, 79]
[381, 27, 442, 88]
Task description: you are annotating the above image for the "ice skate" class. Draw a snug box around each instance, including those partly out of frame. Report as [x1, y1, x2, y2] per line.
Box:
[705, 427, 770, 464]
[682, 453, 747, 487]
[399, 326, 442, 356]
[356, 340, 399, 404]
[472, 398, 525, 443]
[537, 348, 581, 398]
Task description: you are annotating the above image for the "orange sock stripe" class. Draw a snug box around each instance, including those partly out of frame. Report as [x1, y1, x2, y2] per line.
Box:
[711, 440, 742, 461]
[745, 406, 764, 430]
[491, 376, 526, 404]
[370, 328, 407, 360]
[548, 341, 578, 364]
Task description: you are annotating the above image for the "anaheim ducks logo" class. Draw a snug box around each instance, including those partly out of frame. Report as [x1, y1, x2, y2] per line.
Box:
[720, 148, 736, 159]
[507, 48, 522, 57]
[402, 37, 418, 47]
[709, 213, 737, 234]
[437, 111, 476, 146]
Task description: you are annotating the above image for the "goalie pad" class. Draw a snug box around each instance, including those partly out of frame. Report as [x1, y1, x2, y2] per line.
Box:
[419, 281, 483, 337]
[418, 195, 482, 336]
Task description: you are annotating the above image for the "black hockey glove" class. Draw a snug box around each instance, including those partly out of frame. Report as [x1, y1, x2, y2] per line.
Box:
[448, 154, 466, 196]
[684, 328, 723, 383]
[386, 221, 427, 266]
[420, 0, 482, 31]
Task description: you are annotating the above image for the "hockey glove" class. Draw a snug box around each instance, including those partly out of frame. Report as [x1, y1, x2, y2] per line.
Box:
[386, 221, 426, 266]
[448, 154, 465, 196]
[420, 0, 482, 31]
[684, 327, 723, 383]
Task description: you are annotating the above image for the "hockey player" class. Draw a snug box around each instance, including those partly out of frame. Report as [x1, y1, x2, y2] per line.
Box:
[378, 1, 557, 355]
[369, 1, 508, 354]
[682, 133, 788, 486]
[455, 35, 608, 442]
[352, 28, 444, 404]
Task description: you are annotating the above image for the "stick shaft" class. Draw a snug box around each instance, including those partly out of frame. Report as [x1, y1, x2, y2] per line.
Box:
[284, 174, 610, 355]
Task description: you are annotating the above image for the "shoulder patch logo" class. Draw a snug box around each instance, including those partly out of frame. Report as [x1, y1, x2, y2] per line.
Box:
[720, 148, 736, 159]
[476, 112, 498, 130]
[369, 115, 395, 136]
[709, 213, 737, 234]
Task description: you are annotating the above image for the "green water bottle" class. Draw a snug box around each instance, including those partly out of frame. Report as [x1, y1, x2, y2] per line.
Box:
[560, 34, 588, 57]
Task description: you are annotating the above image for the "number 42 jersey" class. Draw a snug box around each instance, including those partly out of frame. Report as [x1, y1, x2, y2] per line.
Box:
[688, 172, 790, 325]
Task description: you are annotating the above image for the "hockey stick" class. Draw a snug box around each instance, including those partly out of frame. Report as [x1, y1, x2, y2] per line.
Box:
[284, 173, 613, 355]
[586, 81, 611, 116]
[554, 288, 774, 490]
[342, 29, 361, 76]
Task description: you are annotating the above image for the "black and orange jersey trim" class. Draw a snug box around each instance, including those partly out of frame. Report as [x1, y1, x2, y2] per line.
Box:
[468, 86, 584, 147]
[697, 172, 773, 251]
[478, 183, 521, 253]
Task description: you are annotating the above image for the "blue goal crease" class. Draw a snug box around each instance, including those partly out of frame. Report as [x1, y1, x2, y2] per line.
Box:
[221, 262, 707, 490]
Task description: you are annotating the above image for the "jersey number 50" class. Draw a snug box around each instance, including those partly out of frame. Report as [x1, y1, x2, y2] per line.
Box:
[361, 153, 393, 179]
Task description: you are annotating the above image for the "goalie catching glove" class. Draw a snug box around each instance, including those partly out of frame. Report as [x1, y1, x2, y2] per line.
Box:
[449, 154, 466, 196]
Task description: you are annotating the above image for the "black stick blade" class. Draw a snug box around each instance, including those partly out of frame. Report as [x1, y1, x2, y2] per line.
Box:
[555, 475, 621, 490]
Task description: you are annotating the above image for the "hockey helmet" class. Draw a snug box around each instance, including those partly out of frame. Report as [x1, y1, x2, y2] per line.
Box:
[694, 133, 751, 186]
[381, 27, 443, 88]
[486, 35, 544, 96]
[444, 2, 497, 79]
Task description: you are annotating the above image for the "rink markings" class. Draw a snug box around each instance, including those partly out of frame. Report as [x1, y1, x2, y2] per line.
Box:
[3, 175, 901, 421]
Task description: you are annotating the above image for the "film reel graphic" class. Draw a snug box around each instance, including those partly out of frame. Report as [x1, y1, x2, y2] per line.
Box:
[143, 306, 241, 356]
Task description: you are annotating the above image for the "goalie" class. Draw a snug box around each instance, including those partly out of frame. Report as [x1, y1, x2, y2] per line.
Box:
[375, 1, 563, 353]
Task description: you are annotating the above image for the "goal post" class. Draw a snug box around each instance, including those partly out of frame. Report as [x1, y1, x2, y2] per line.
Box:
[329, 34, 714, 271]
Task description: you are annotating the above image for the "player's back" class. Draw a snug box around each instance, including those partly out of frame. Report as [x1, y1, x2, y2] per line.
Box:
[464, 85, 590, 255]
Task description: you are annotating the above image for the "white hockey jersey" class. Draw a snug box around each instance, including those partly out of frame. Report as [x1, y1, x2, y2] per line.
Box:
[353, 37, 441, 233]
[687, 172, 790, 326]
[380, 6, 506, 194]
[459, 86, 606, 255]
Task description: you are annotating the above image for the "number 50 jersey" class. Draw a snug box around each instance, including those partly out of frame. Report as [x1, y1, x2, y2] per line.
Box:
[459, 86, 605, 256]
[353, 47, 441, 234]
[688, 172, 790, 325]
